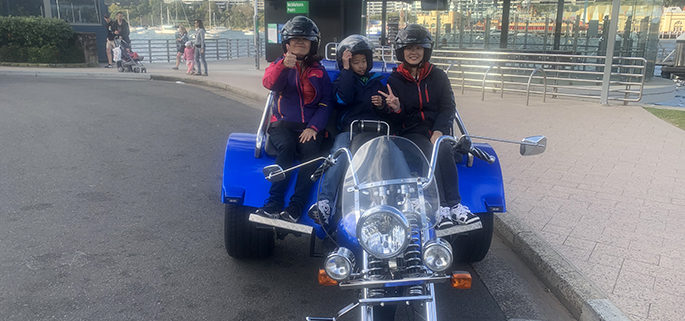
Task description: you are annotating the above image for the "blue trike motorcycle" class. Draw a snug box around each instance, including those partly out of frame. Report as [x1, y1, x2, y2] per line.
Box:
[220, 61, 546, 320]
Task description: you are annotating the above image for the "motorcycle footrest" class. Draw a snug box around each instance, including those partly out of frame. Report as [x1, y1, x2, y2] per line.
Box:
[249, 213, 313, 235]
[435, 221, 483, 238]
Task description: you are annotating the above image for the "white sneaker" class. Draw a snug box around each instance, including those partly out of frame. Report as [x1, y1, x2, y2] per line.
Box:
[450, 204, 479, 225]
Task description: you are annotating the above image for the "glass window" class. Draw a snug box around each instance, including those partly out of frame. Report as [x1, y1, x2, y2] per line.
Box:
[50, 0, 101, 24]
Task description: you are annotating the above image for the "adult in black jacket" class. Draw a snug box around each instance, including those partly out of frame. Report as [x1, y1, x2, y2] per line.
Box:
[113, 12, 130, 44]
[380, 24, 479, 228]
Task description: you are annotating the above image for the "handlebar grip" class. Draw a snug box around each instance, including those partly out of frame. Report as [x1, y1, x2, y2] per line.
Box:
[471, 146, 496, 164]
[310, 158, 334, 181]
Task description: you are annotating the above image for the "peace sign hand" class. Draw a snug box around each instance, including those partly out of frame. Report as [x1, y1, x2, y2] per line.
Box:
[378, 84, 400, 112]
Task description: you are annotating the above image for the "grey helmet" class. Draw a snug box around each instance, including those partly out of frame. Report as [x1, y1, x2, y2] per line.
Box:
[336, 35, 375, 72]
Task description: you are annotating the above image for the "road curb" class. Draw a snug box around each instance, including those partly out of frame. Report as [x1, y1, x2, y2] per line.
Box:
[0, 69, 149, 80]
[494, 214, 631, 321]
[0, 62, 95, 68]
[150, 74, 265, 105]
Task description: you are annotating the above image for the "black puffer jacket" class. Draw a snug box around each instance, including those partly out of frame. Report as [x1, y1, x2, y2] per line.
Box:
[386, 62, 455, 136]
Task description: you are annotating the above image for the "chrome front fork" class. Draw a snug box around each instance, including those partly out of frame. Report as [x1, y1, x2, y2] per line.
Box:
[359, 284, 438, 321]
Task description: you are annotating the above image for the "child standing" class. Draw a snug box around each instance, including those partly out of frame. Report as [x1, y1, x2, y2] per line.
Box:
[183, 41, 195, 75]
[307, 35, 388, 226]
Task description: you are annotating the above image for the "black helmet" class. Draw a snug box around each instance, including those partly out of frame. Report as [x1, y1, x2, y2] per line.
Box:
[281, 16, 320, 55]
[336, 35, 374, 72]
[394, 24, 433, 63]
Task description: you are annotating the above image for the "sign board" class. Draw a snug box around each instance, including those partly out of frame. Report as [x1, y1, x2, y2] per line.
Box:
[287, 1, 309, 14]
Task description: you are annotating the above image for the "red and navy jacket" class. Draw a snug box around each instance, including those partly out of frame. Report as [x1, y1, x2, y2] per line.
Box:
[262, 56, 332, 133]
[387, 62, 456, 137]
[333, 69, 387, 132]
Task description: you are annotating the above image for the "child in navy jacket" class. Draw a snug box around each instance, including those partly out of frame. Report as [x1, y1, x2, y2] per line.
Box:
[307, 35, 387, 226]
[255, 16, 332, 222]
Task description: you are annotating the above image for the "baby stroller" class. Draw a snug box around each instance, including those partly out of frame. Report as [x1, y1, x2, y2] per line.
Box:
[113, 38, 147, 73]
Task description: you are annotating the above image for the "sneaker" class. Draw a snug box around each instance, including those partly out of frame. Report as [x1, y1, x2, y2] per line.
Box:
[450, 203, 479, 225]
[171, 66, 179, 70]
[253, 202, 282, 219]
[436, 206, 455, 229]
[307, 200, 331, 226]
[104, 64, 112, 68]
[202, 73, 208, 77]
[280, 204, 302, 223]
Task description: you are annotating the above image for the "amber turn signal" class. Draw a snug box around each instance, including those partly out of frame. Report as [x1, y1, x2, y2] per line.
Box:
[318, 269, 338, 286]
[450, 272, 472, 289]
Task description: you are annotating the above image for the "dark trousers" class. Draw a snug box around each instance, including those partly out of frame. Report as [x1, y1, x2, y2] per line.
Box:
[402, 133, 461, 207]
[266, 122, 322, 209]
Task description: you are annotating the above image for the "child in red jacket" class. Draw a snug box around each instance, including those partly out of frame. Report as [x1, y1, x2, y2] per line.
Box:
[255, 16, 332, 222]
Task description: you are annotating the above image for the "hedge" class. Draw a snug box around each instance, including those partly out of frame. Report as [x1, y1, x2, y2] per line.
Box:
[0, 16, 83, 63]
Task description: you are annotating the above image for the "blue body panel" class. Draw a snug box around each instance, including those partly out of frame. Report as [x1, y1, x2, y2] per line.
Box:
[221, 134, 505, 242]
[221, 133, 327, 238]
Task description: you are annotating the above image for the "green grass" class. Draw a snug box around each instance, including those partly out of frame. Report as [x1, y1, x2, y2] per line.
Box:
[644, 107, 685, 130]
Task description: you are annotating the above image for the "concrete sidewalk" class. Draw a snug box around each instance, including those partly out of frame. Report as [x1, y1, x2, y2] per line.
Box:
[3, 59, 684, 320]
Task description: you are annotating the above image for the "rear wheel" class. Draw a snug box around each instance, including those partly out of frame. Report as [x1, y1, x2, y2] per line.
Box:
[448, 212, 494, 263]
[224, 204, 274, 258]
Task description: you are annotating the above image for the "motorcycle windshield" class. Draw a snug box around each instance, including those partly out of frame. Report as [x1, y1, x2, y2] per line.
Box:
[341, 136, 440, 238]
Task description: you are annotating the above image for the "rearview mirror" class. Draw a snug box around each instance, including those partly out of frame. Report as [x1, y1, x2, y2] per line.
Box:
[263, 165, 286, 182]
[520, 136, 547, 156]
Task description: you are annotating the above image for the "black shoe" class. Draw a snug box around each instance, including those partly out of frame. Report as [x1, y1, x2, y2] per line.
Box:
[253, 202, 282, 219]
[105, 64, 112, 68]
[280, 204, 302, 223]
[450, 204, 480, 225]
[307, 200, 331, 226]
[436, 207, 456, 230]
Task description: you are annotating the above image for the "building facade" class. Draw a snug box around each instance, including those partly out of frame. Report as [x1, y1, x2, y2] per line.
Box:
[1, 0, 109, 62]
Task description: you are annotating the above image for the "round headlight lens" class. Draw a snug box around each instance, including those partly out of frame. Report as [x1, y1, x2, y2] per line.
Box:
[423, 238, 453, 272]
[324, 247, 355, 281]
[356, 205, 410, 259]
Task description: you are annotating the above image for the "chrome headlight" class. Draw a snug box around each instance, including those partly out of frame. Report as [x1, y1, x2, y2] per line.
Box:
[356, 205, 411, 259]
[324, 247, 356, 281]
[422, 238, 453, 272]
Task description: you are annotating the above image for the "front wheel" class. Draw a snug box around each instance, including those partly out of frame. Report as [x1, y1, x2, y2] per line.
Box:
[448, 212, 494, 263]
[224, 204, 274, 258]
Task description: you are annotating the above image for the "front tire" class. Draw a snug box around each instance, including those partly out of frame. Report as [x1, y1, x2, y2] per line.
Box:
[224, 204, 274, 258]
[448, 212, 494, 263]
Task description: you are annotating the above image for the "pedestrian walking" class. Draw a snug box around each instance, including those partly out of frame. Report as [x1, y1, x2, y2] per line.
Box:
[193, 19, 207, 76]
[104, 13, 116, 68]
[173, 25, 189, 70]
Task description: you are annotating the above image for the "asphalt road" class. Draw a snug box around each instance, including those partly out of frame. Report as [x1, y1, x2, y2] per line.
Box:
[0, 75, 572, 321]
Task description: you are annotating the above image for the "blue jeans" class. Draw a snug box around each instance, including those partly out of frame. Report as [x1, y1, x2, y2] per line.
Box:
[318, 132, 351, 202]
[194, 47, 207, 74]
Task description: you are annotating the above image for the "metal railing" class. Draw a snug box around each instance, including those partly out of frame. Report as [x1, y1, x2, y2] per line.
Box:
[323, 43, 647, 104]
[431, 49, 647, 104]
[129, 38, 259, 63]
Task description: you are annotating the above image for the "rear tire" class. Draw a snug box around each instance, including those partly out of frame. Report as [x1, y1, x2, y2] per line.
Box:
[448, 212, 494, 263]
[224, 204, 274, 258]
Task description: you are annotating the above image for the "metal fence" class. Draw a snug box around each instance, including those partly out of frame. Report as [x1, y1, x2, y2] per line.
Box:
[325, 43, 647, 104]
[430, 49, 647, 104]
[129, 38, 259, 63]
